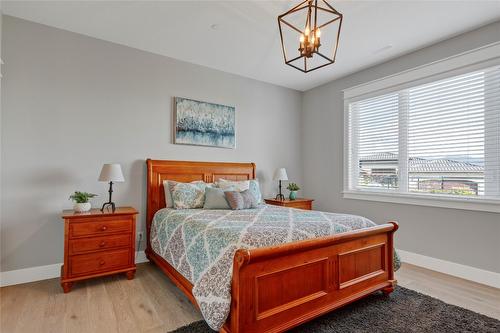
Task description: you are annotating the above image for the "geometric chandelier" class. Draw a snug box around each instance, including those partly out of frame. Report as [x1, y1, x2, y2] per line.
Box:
[278, 0, 343, 73]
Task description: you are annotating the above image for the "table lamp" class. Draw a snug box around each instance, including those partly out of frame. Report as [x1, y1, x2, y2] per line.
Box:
[273, 167, 288, 201]
[98, 164, 124, 212]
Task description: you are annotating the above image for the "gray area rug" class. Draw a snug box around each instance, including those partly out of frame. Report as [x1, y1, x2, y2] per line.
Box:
[169, 286, 499, 333]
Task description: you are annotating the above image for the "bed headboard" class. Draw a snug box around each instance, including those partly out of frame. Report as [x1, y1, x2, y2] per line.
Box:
[145, 159, 256, 246]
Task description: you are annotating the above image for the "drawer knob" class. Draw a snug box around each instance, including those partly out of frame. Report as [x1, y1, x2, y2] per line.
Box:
[99, 260, 105, 266]
[99, 241, 106, 247]
[101, 226, 107, 231]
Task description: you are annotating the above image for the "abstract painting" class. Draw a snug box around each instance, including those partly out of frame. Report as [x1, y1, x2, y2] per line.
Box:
[174, 97, 235, 148]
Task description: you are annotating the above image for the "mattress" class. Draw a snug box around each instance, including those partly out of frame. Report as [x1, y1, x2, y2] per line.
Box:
[150, 205, 400, 330]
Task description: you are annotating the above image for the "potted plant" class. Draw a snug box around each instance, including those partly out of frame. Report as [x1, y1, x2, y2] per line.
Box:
[286, 183, 300, 200]
[69, 191, 97, 212]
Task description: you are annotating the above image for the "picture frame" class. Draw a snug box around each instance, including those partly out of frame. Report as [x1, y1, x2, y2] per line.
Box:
[173, 97, 236, 149]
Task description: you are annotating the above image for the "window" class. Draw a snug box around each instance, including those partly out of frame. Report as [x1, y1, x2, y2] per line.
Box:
[346, 65, 500, 207]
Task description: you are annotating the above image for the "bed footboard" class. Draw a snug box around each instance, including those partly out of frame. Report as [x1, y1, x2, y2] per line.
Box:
[223, 222, 398, 333]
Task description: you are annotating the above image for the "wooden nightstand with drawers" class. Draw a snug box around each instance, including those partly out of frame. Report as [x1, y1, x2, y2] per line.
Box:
[264, 198, 314, 210]
[60, 207, 138, 293]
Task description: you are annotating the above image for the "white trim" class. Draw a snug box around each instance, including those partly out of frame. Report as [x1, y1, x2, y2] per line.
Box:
[0, 251, 149, 287]
[0, 263, 62, 288]
[343, 100, 350, 191]
[343, 41, 500, 100]
[343, 190, 500, 213]
[135, 250, 148, 264]
[397, 249, 500, 289]
[2, 250, 498, 290]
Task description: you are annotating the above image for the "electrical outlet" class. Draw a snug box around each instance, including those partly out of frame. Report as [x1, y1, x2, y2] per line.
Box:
[137, 231, 144, 240]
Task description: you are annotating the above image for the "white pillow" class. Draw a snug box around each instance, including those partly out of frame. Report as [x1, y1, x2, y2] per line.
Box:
[217, 179, 250, 192]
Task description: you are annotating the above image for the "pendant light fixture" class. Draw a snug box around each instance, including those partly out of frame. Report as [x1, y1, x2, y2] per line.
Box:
[278, 0, 343, 73]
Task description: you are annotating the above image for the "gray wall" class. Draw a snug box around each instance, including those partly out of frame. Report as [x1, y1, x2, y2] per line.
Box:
[0, 16, 303, 272]
[2, 14, 499, 275]
[302, 21, 500, 273]
[0, 10, 3, 266]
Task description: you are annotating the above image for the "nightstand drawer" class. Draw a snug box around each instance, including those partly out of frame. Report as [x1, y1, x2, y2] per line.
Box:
[69, 248, 131, 276]
[69, 234, 132, 254]
[264, 198, 314, 210]
[287, 201, 312, 210]
[69, 218, 132, 238]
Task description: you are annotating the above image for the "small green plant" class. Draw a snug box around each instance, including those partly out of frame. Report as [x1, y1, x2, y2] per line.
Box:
[286, 183, 300, 191]
[69, 191, 97, 203]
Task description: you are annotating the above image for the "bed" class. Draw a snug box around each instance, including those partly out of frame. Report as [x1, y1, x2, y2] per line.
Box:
[145, 159, 398, 333]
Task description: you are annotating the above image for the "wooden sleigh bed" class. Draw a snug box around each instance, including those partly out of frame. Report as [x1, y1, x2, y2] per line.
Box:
[145, 159, 398, 333]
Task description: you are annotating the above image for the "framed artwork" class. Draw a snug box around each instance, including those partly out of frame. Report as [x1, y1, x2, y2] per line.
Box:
[173, 97, 235, 149]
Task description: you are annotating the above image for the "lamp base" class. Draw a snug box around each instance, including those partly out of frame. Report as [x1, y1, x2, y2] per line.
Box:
[101, 201, 116, 213]
[275, 193, 285, 201]
[275, 179, 285, 201]
[101, 181, 116, 213]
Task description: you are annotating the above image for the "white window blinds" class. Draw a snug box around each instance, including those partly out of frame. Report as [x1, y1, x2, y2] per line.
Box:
[346, 65, 500, 200]
[350, 93, 400, 191]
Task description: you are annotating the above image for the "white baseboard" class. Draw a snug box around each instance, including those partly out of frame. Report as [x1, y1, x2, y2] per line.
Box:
[135, 250, 149, 264]
[397, 249, 500, 289]
[0, 251, 148, 287]
[3, 249, 499, 289]
[0, 263, 63, 288]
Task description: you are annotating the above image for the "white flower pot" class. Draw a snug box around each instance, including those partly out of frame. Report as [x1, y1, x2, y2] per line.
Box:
[74, 202, 91, 212]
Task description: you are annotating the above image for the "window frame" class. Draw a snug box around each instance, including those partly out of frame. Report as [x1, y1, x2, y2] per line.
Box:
[343, 42, 500, 213]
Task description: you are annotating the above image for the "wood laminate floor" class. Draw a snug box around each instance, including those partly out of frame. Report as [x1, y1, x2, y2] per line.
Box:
[1, 262, 499, 333]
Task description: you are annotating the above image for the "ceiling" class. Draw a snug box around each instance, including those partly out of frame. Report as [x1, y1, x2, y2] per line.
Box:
[3, 1, 500, 91]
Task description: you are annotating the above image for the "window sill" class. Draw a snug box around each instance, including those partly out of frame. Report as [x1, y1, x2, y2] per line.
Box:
[342, 190, 500, 213]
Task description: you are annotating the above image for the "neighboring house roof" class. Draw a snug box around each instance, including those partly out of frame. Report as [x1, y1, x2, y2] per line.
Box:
[409, 159, 483, 173]
[360, 152, 398, 161]
[360, 153, 483, 173]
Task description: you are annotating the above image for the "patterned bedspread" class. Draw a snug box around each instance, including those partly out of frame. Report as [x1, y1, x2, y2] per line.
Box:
[150, 205, 400, 330]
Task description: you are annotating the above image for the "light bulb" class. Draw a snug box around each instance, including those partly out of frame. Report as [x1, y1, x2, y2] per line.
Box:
[300, 34, 304, 43]
[305, 27, 310, 36]
[311, 36, 315, 44]
[316, 28, 321, 37]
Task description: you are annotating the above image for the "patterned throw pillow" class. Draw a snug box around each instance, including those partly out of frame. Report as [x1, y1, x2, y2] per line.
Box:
[163, 180, 209, 208]
[224, 190, 258, 210]
[248, 179, 263, 204]
[169, 181, 207, 209]
[163, 180, 175, 208]
[217, 179, 263, 204]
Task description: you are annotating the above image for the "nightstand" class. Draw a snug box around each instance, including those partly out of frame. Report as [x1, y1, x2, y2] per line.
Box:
[264, 198, 314, 210]
[60, 207, 138, 293]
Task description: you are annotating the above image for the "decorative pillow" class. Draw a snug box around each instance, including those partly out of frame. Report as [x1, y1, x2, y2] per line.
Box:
[163, 180, 175, 208]
[225, 190, 258, 210]
[218, 179, 263, 204]
[248, 179, 263, 204]
[163, 180, 212, 207]
[203, 187, 233, 209]
[217, 179, 250, 192]
[168, 181, 207, 209]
